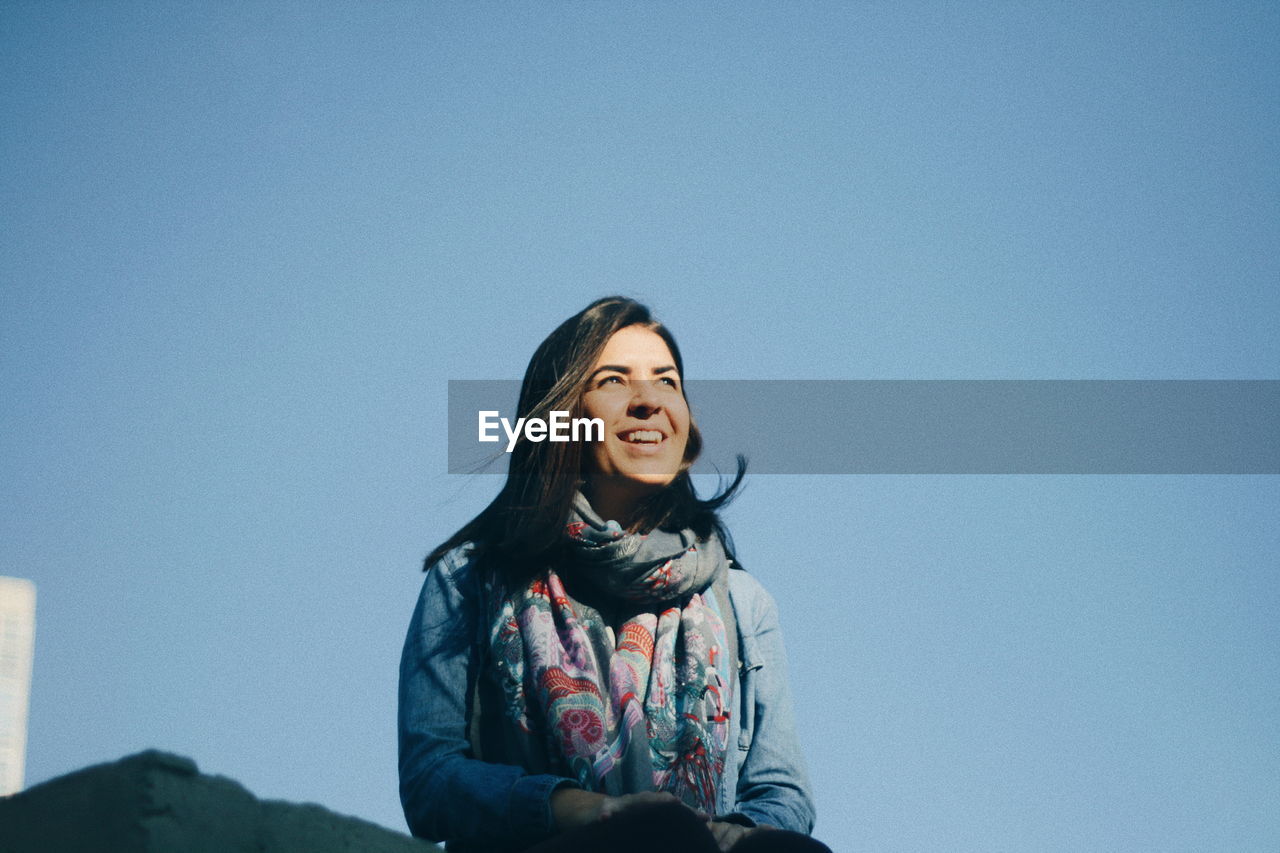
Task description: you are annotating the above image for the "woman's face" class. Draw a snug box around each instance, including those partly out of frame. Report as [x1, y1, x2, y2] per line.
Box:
[579, 325, 691, 518]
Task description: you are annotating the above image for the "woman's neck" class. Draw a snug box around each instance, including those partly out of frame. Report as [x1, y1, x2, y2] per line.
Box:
[583, 480, 648, 530]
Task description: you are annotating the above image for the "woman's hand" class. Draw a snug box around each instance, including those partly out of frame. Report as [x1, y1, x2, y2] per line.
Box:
[551, 788, 699, 830]
[708, 820, 777, 852]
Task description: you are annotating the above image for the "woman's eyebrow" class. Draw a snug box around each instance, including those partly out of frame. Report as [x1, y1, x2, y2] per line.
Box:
[588, 365, 631, 378]
[588, 364, 679, 379]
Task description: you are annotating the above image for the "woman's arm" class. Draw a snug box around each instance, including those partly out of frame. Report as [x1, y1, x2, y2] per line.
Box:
[398, 548, 574, 845]
[730, 572, 818, 834]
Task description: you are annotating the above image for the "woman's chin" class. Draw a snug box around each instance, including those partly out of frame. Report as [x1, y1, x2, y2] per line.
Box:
[619, 469, 681, 490]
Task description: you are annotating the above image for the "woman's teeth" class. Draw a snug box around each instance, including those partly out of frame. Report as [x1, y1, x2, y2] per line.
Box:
[622, 430, 663, 444]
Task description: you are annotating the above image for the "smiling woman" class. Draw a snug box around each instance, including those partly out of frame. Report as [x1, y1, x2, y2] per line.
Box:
[399, 297, 830, 853]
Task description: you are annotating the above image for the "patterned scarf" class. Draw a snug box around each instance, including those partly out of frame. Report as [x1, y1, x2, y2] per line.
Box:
[487, 493, 731, 813]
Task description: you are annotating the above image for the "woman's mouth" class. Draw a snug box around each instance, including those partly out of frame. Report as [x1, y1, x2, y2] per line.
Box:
[619, 429, 664, 445]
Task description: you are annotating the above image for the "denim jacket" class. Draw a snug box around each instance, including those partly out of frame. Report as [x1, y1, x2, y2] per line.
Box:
[398, 545, 816, 850]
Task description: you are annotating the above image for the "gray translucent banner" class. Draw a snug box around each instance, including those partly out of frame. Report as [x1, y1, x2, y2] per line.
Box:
[447, 380, 1280, 474]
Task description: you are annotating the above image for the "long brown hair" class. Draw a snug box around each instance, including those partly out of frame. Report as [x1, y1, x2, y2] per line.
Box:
[424, 296, 745, 581]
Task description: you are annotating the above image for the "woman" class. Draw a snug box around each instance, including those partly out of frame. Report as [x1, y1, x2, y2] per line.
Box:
[399, 297, 828, 853]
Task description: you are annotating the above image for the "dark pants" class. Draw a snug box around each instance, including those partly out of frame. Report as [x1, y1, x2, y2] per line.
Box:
[523, 803, 833, 853]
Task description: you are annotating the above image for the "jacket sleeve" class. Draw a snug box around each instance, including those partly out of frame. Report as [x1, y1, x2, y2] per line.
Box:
[398, 548, 575, 845]
[731, 574, 818, 834]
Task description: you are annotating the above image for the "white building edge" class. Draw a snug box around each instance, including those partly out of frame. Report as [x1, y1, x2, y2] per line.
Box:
[0, 577, 36, 796]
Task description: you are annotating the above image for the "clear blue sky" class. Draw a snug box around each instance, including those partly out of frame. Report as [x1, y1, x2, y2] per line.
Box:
[2, 3, 1277, 850]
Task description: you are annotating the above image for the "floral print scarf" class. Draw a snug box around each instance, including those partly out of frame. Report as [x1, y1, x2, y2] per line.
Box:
[488, 492, 731, 813]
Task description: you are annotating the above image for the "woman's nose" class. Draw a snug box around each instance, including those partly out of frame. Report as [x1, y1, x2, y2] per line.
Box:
[628, 379, 663, 415]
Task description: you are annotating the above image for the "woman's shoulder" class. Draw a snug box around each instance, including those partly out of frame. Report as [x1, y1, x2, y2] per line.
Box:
[426, 541, 481, 575]
[420, 541, 489, 603]
[725, 561, 779, 624]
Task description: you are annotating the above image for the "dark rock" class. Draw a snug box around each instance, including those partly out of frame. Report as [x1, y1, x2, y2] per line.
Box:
[0, 750, 441, 853]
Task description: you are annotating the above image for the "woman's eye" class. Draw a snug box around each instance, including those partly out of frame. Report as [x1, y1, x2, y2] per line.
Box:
[661, 376, 680, 389]
[598, 375, 624, 387]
